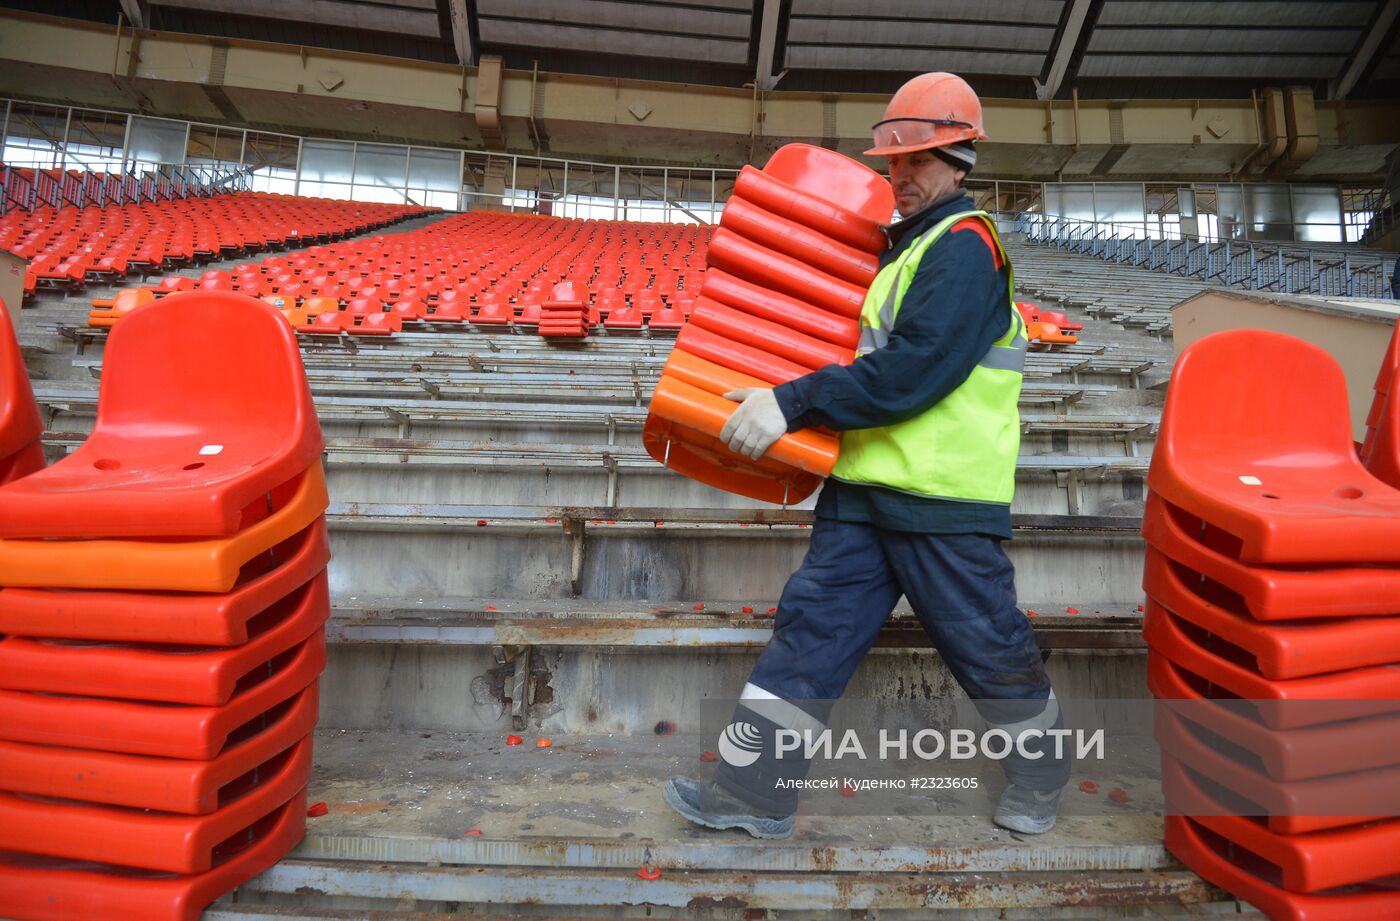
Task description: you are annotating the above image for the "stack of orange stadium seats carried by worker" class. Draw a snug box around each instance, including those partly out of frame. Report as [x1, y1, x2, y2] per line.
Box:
[0, 297, 45, 485]
[1142, 327, 1400, 921]
[0, 291, 330, 921]
[643, 143, 895, 505]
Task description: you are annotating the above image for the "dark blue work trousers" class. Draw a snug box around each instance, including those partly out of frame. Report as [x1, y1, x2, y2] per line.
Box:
[715, 517, 1071, 815]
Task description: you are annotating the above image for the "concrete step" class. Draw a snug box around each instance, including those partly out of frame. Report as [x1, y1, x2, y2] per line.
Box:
[221, 729, 1226, 917]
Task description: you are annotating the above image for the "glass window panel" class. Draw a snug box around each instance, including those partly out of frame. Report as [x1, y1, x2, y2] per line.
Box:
[352, 142, 407, 189]
[1245, 185, 1292, 228]
[406, 147, 459, 192]
[127, 116, 187, 165]
[299, 139, 354, 184]
[1044, 183, 1096, 222]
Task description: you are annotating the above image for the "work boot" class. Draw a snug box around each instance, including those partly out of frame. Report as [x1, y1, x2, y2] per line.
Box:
[663, 775, 794, 839]
[993, 783, 1065, 834]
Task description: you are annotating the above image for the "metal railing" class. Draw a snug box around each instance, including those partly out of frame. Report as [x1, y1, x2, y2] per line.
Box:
[1004, 212, 1398, 300]
[0, 161, 252, 215]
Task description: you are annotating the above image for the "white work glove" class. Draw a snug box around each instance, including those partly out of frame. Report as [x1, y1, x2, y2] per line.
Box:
[720, 388, 788, 459]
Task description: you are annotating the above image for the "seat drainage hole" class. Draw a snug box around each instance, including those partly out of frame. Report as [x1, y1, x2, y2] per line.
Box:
[1335, 486, 1364, 500]
[94, 459, 120, 470]
[183, 462, 206, 471]
[1260, 493, 1280, 500]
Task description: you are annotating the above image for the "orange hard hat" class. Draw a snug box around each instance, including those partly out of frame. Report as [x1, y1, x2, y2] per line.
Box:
[865, 72, 987, 157]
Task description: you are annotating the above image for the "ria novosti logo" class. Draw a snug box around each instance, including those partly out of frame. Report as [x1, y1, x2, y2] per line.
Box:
[717, 721, 764, 767]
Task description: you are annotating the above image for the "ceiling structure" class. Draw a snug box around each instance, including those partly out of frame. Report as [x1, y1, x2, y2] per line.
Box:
[6, 0, 1400, 102]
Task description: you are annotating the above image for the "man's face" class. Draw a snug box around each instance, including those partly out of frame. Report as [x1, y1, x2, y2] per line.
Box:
[887, 150, 965, 218]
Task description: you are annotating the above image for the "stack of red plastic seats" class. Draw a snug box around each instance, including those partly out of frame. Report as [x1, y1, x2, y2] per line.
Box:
[2, 191, 430, 295]
[642, 144, 893, 505]
[0, 292, 330, 921]
[1142, 328, 1400, 920]
[538, 281, 593, 338]
[0, 297, 43, 485]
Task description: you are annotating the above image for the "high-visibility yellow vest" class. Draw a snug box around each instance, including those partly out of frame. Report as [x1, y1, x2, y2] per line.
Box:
[829, 210, 1026, 505]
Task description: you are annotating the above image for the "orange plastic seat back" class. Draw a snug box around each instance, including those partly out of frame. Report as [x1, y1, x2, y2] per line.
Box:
[644, 144, 892, 504]
[1361, 321, 1400, 488]
[0, 297, 42, 464]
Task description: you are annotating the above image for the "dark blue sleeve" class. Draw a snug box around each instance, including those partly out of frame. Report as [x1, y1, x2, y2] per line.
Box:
[771, 225, 1009, 432]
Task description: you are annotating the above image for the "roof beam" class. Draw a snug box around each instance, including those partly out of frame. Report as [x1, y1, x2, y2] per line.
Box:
[119, 0, 145, 28]
[1035, 0, 1093, 101]
[754, 0, 785, 91]
[1333, 0, 1400, 99]
[446, 0, 475, 66]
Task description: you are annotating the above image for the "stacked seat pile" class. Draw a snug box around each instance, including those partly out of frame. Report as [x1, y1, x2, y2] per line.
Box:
[642, 143, 893, 505]
[0, 297, 44, 484]
[0, 292, 330, 921]
[1143, 327, 1400, 920]
[538, 281, 593, 338]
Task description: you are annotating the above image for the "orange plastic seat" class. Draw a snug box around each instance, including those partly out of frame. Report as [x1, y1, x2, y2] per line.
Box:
[0, 292, 324, 539]
[1360, 321, 1400, 489]
[701, 269, 858, 348]
[0, 790, 307, 921]
[1162, 755, 1400, 893]
[0, 683, 317, 814]
[471, 300, 513, 325]
[1149, 653, 1400, 782]
[87, 287, 155, 328]
[718, 195, 879, 287]
[300, 296, 340, 316]
[1143, 546, 1400, 679]
[688, 297, 850, 371]
[1142, 492, 1400, 620]
[1165, 815, 1400, 921]
[0, 737, 309, 874]
[0, 574, 328, 705]
[1, 297, 43, 481]
[1154, 698, 1397, 835]
[604, 303, 644, 330]
[1149, 329, 1400, 564]
[0, 462, 328, 592]
[0, 631, 323, 759]
[0, 520, 328, 645]
[1144, 602, 1400, 729]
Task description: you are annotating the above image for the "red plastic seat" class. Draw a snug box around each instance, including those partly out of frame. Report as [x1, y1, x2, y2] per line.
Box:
[299, 311, 346, 334]
[0, 736, 309, 874]
[0, 789, 307, 921]
[647, 301, 688, 331]
[0, 684, 316, 814]
[1154, 697, 1397, 835]
[1361, 321, 1400, 489]
[603, 302, 644, 330]
[471, 299, 513, 326]
[1162, 755, 1400, 893]
[1, 298, 43, 483]
[0, 292, 323, 539]
[1143, 545, 1400, 679]
[1141, 492, 1400, 620]
[1165, 815, 1400, 921]
[1144, 602, 1400, 729]
[342, 313, 402, 335]
[1148, 329, 1400, 564]
[1149, 653, 1400, 782]
[0, 631, 323, 759]
[0, 573, 328, 705]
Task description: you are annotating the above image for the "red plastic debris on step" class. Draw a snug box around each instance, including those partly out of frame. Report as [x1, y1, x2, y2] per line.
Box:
[465, 829, 482, 836]
[485, 605, 497, 611]
[1066, 607, 1080, 614]
[742, 606, 754, 614]
[307, 802, 329, 817]
[1078, 780, 1100, 794]
[637, 865, 662, 881]
[536, 738, 553, 749]
[1136, 604, 1145, 612]
[767, 607, 777, 615]
[506, 735, 523, 746]
[607, 520, 617, 525]
[1026, 610, 1040, 617]
[476, 519, 488, 527]
[1108, 788, 1131, 804]
[700, 750, 718, 762]
[655, 520, 665, 526]
[693, 602, 705, 611]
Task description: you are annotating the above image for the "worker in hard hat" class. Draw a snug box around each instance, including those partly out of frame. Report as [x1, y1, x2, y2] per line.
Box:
[665, 73, 1071, 839]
